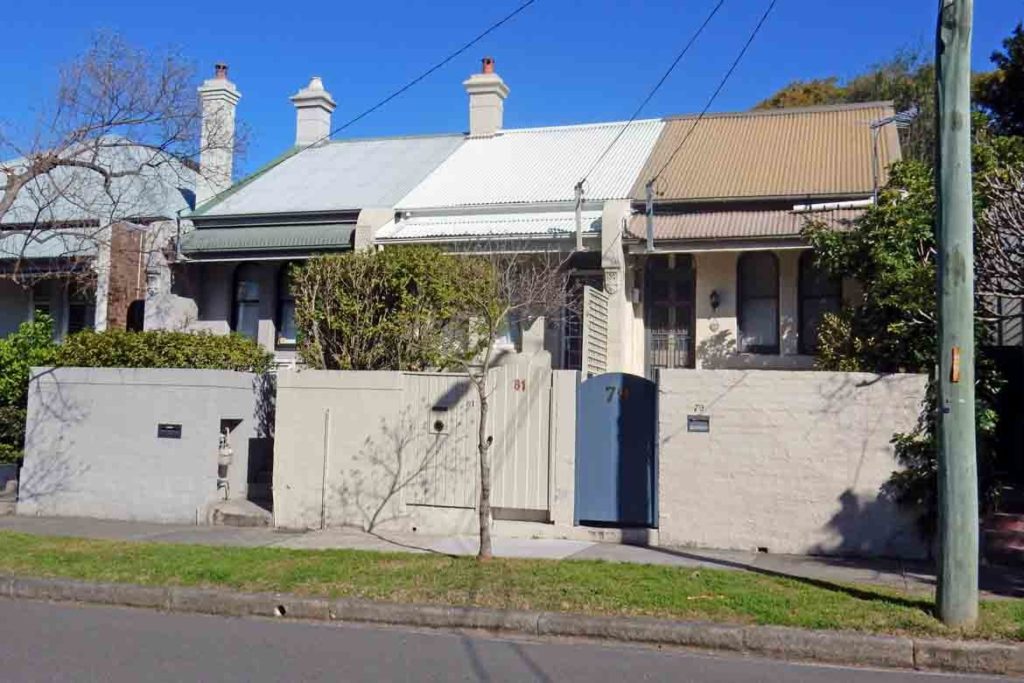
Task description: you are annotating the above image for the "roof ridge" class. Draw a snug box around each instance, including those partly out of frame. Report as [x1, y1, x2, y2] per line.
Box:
[499, 118, 662, 135]
[664, 101, 896, 121]
[325, 131, 465, 145]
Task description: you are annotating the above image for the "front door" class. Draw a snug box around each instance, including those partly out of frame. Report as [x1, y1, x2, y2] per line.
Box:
[645, 254, 696, 375]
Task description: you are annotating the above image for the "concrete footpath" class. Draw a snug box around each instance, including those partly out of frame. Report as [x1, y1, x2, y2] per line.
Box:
[1, 515, 1021, 599]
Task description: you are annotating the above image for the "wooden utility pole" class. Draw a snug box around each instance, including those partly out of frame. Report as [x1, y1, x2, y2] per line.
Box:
[935, 0, 978, 627]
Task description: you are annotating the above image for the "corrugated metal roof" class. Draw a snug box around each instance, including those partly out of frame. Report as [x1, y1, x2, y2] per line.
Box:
[627, 208, 864, 241]
[180, 223, 354, 254]
[196, 134, 464, 217]
[377, 210, 602, 242]
[631, 103, 900, 201]
[1, 141, 195, 225]
[0, 229, 98, 260]
[396, 120, 664, 209]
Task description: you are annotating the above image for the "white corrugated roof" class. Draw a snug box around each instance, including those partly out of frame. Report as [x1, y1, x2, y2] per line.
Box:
[195, 134, 464, 217]
[377, 210, 602, 242]
[396, 120, 664, 209]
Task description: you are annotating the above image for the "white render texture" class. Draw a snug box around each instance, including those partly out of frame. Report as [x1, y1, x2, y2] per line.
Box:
[17, 367, 261, 524]
[273, 362, 568, 533]
[657, 369, 928, 559]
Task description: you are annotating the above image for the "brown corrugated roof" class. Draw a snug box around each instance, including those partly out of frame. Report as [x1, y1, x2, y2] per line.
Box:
[627, 208, 864, 242]
[631, 102, 900, 202]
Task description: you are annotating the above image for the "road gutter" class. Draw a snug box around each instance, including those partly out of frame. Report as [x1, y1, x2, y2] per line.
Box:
[1, 574, 1020, 676]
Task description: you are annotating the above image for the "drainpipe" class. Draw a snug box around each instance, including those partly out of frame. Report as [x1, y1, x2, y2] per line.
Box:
[574, 182, 584, 252]
[645, 181, 655, 252]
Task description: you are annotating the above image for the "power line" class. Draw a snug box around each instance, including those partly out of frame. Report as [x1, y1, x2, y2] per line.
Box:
[647, 0, 779, 188]
[578, 0, 725, 188]
[196, 0, 539, 211]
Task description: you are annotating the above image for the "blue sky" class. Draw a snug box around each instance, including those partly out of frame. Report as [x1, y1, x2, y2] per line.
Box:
[4, 1, 1022, 172]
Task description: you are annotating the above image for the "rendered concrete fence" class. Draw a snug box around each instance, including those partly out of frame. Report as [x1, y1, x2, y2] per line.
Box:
[18, 367, 263, 524]
[273, 362, 570, 533]
[657, 369, 929, 559]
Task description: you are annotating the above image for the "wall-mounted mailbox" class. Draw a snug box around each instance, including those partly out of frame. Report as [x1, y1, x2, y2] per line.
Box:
[430, 405, 449, 434]
[157, 423, 182, 439]
[687, 415, 710, 433]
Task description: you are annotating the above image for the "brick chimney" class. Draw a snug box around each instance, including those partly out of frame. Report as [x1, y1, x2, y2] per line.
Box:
[196, 63, 241, 207]
[463, 57, 509, 137]
[290, 76, 336, 147]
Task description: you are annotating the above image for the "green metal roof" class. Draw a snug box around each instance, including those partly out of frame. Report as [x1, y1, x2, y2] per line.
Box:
[179, 223, 354, 255]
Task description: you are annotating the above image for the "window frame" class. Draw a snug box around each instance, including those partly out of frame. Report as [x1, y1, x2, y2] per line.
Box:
[797, 250, 842, 355]
[231, 263, 262, 340]
[275, 261, 298, 349]
[736, 251, 780, 355]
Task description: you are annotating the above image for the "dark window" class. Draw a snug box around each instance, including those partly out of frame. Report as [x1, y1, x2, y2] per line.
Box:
[276, 263, 297, 347]
[66, 284, 95, 335]
[232, 264, 261, 340]
[737, 252, 779, 354]
[798, 251, 842, 354]
[126, 300, 145, 332]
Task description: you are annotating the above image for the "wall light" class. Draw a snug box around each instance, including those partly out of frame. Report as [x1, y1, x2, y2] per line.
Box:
[710, 289, 721, 311]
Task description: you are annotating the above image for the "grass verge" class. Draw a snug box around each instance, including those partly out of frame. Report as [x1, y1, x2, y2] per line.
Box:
[0, 531, 1021, 641]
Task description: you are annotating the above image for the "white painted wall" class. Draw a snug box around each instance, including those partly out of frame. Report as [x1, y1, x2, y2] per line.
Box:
[18, 367, 260, 524]
[273, 362, 571, 534]
[657, 369, 928, 558]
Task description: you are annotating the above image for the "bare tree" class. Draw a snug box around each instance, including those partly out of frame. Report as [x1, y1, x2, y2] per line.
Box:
[976, 169, 1024, 335]
[442, 246, 573, 560]
[0, 32, 241, 288]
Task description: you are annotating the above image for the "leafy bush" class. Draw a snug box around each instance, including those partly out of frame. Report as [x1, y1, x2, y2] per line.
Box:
[0, 317, 58, 463]
[293, 247, 488, 371]
[56, 329, 272, 374]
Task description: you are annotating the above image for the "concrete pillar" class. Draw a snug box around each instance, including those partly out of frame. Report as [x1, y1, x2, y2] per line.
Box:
[600, 200, 631, 372]
[354, 208, 395, 251]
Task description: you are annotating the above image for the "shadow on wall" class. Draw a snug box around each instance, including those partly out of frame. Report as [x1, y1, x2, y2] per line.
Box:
[17, 369, 92, 510]
[695, 329, 737, 369]
[810, 488, 928, 560]
[334, 403, 470, 534]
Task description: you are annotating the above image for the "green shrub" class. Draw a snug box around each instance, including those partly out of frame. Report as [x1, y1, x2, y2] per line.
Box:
[56, 329, 272, 374]
[0, 317, 58, 463]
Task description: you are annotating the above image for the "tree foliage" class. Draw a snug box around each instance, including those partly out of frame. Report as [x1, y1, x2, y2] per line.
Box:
[975, 23, 1024, 137]
[292, 247, 492, 372]
[804, 131, 1024, 534]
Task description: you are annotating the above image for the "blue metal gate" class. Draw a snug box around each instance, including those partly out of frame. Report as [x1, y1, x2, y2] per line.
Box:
[575, 373, 657, 527]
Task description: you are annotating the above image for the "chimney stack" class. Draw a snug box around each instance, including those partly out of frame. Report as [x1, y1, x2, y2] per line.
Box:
[290, 77, 336, 147]
[196, 63, 241, 207]
[463, 57, 509, 138]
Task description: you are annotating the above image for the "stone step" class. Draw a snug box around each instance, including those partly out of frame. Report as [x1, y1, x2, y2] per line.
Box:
[209, 500, 272, 528]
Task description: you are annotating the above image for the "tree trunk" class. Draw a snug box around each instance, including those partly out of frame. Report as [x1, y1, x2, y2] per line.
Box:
[476, 378, 492, 560]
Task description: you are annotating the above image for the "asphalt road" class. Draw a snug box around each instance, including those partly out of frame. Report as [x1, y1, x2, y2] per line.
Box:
[0, 599, 1008, 682]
